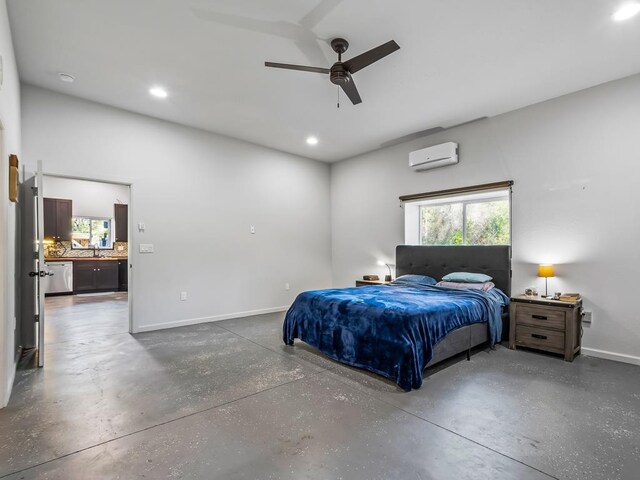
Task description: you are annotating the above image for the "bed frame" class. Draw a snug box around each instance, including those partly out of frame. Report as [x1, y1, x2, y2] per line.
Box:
[395, 245, 511, 367]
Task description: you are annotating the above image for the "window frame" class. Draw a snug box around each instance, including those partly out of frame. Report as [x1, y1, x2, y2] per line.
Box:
[405, 188, 512, 246]
[71, 216, 114, 250]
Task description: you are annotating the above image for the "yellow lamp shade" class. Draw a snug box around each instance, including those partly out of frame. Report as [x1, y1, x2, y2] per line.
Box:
[538, 264, 555, 278]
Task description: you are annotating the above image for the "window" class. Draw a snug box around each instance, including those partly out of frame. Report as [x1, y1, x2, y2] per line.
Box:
[405, 189, 510, 246]
[72, 217, 113, 249]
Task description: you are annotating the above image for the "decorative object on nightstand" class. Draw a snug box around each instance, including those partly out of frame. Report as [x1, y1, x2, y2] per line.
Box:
[355, 279, 391, 287]
[559, 293, 580, 302]
[509, 295, 582, 361]
[537, 264, 555, 298]
[377, 261, 394, 282]
[362, 275, 380, 281]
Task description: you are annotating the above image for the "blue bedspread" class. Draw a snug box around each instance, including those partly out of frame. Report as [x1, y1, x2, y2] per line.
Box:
[283, 283, 509, 391]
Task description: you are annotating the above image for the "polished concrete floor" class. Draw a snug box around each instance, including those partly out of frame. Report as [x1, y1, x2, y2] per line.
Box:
[43, 292, 130, 345]
[0, 295, 638, 479]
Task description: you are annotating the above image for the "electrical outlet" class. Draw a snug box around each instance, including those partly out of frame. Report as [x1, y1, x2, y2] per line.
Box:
[250, 225, 255, 234]
[180, 291, 187, 301]
[582, 311, 593, 326]
[285, 283, 290, 291]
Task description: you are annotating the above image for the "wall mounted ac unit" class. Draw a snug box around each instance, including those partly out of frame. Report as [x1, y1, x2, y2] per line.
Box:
[409, 142, 458, 171]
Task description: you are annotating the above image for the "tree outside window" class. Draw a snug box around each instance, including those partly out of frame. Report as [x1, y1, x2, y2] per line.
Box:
[420, 196, 510, 246]
[72, 217, 113, 249]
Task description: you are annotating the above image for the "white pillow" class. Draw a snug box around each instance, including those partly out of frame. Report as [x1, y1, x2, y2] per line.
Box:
[437, 281, 495, 292]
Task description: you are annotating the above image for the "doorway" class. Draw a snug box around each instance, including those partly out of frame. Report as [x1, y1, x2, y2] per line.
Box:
[20, 170, 132, 366]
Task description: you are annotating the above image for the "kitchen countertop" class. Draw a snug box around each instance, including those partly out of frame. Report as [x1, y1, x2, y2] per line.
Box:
[45, 257, 128, 262]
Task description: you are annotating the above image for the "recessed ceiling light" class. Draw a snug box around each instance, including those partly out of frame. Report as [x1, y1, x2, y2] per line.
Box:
[306, 136, 318, 145]
[58, 72, 75, 83]
[149, 86, 168, 98]
[613, 3, 640, 21]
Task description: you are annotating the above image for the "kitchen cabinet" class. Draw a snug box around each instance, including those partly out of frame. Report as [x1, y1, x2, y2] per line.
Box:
[73, 260, 119, 293]
[114, 204, 128, 242]
[73, 263, 97, 293]
[118, 260, 128, 292]
[43, 198, 72, 242]
[43, 198, 56, 240]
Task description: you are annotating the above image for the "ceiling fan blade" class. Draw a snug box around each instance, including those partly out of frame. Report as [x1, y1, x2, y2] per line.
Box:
[340, 75, 362, 105]
[343, 40, 400, 74]
[265, 62, 330, 74]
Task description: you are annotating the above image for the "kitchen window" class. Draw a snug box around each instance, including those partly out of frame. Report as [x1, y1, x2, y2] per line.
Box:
[72, 217, 113, 249]
[403, 184, 511, 246]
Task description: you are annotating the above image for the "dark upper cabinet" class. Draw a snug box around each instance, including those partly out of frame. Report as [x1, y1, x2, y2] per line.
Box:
[43, 198, 57, 241]
[56, 199, 72, 241]
[43, 198, 72, 242]
[114, 204, 128, 243]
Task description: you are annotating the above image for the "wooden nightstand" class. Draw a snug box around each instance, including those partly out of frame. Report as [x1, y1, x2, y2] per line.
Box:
[355, 280, 391, 287]
[509, 295, 582, 361]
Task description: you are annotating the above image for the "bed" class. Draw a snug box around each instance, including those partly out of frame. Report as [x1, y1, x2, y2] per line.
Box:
[283, 245, 511, 391]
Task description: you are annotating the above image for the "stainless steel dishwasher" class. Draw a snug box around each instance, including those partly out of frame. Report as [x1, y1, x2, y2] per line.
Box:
[44, 261, 74, 295]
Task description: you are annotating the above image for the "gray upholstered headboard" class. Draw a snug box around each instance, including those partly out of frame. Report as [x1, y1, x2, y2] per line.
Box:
[395, 245, 512, 296]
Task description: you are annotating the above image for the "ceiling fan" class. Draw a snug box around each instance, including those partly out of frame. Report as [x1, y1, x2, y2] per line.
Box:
[265, 38, 400, 106]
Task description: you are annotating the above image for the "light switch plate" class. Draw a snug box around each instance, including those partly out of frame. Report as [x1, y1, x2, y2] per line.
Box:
[139, 243, 154, 253]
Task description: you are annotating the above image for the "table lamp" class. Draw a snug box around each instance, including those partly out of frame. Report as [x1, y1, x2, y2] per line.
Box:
[377, 261, 394, 282]
[537, 264, 555, 298]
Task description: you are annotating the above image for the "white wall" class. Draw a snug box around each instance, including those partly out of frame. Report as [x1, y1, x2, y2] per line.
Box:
[22, 85, 332, 333]
[331, 74, 640, 364]
[43, 176, 129, 219]
[0, 0, 21, 407]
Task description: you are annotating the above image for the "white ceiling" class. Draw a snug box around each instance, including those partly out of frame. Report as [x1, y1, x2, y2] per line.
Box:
[7, 0, 640, 162]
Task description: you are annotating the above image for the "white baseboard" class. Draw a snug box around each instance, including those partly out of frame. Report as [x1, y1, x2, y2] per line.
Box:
[582, 347, 640, 366]
[134, 305, 290, 333]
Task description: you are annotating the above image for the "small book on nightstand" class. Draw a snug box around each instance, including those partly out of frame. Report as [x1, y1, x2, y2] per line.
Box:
[356, 279, 391, 287]
[559, 293, 581, 302]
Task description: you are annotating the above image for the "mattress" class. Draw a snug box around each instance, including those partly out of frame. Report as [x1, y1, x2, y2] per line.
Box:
[283, 283, 509, 390]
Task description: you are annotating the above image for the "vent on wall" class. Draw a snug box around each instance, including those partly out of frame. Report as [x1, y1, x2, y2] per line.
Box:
[409, 142, 458, 171]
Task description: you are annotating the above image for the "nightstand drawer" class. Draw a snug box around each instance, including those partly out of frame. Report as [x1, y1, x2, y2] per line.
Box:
[515, 304, 565, 330]
[516, 325, 565, 353]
